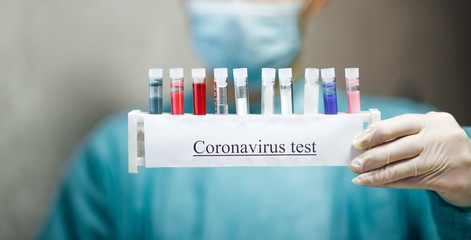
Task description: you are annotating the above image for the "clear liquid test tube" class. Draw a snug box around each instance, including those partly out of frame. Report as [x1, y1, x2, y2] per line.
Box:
[304, 68, 319, 114]
[169, 68, 184, 115]
[192, 68, 206, 115]
[321, 68, 338, 114]
[214, 68, 229, 115]
[149, 68, 163, 114]
[345, 68, 361, 114]
[261, 68, 276, 115]
[278, 68, 293, 115]
[233, 68, 249, 115]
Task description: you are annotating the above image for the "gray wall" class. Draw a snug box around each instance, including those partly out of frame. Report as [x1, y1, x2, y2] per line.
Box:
[1, 0, 470, 239]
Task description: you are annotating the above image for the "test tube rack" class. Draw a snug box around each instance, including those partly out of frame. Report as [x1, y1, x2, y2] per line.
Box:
[128, 109, 381, 173]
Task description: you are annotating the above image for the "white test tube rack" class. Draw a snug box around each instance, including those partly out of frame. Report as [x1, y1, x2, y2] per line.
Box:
[128, 109, 381, 173]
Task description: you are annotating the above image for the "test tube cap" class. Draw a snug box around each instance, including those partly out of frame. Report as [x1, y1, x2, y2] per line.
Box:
[169, 68, 184, 78]
[345, 68, 359, 79]
[149, 68, 163, 79]
[278, 68, 292, 79]
[321, 68, 335, 79]
[305, 68, 319, 79]
[262, 68, 276, 78]
[192, 68, 206, 78]
[233, 68, 247, 86]
[214, 68, 228, 78]
[233, 68, 248, 78]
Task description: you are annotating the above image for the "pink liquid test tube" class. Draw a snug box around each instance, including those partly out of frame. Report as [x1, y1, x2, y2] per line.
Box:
[169, 68, 184, 115]
[192, 68, 206, 115]
[345, 68, 361, 114]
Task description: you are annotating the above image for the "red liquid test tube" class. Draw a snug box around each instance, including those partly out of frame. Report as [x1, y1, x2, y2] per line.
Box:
[192, 68, 206, 115]
[169, 68, 184, 115]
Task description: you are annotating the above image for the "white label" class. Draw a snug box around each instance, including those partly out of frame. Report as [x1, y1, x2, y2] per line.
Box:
[143, 114, 364, 168]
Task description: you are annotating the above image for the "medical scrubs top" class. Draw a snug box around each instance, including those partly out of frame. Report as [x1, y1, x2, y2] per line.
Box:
[37, 80, 471, 239]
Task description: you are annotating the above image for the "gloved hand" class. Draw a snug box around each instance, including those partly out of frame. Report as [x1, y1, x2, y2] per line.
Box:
[350, 112, 471, 208]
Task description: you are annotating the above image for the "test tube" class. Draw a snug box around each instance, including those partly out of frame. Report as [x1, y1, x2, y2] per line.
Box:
[169, 68, 184, 115]
[345, 68, 361, 114]
[278, 68, 293, 115]
[214, 68, 229, 115]
[304, 68, 320, 114]
[233, 68, 249, 115]
[261, 68, 276, 115]
[321, 68, 338, 114]
[192, 68, 206, 115]
[149, 68, 163, 114]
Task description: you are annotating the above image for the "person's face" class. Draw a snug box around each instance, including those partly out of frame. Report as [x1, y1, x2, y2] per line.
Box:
[183, 0, 329, 111]
[183, 0, 330, 76]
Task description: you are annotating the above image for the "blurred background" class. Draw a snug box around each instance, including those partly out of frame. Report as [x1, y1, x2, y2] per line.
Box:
[1, 0, 470, 239]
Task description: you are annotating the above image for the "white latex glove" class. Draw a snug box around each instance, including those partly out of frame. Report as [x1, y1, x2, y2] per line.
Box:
[350, 112, 471, 208]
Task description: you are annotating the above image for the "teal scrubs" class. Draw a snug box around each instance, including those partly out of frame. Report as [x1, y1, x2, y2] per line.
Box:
[37, 80, 471, 239]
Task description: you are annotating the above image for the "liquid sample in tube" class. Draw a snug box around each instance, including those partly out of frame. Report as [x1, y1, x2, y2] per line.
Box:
[214, 68, 229, 114]
[345, 68, 361, 114]
[280, 88, 293, 114]
[278, 68, 293, 115]
[321, 68, 338, 114]
[192, 68, 206, 115]
[261, 68, 276, 115]
[304, 68, 319, 114]
[169, 68, 184, 115]
[233, 68, 249, 115]
[236, 98, 248, 114]
[149, 68, 163, 114]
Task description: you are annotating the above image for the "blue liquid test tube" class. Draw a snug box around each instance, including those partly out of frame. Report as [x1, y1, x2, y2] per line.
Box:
[321, 68, 338, 114]
[149, 68, 163, 114]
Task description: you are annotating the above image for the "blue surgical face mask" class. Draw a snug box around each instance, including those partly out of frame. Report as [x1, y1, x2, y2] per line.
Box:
[186, 1, 303, 82]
